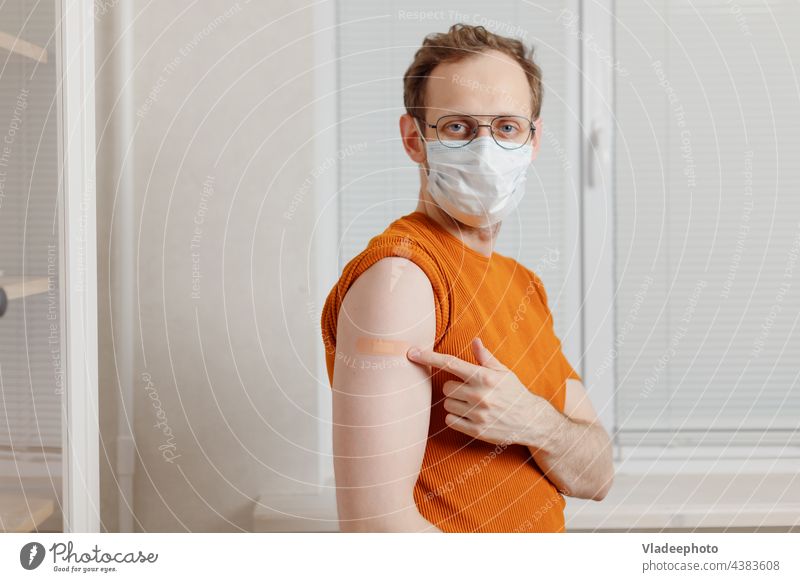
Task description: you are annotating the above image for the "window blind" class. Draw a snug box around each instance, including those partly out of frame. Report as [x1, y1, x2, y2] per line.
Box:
[614, 0, 800, 450]
[0, 0, 62, 453]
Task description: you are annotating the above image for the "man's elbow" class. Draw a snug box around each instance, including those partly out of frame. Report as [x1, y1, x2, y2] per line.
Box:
[588, 425, 615, 501]
[591, 471, 614, 501]
[570, 450, 614, 501]
[589, 455, 615, 501]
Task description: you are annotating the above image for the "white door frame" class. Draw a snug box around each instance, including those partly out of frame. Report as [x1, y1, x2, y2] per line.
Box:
[313, 0, 338, 491]
[57, 0, 99, 532]
[579, 0, 616, 437]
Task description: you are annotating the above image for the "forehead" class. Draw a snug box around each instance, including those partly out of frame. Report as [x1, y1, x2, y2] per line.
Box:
[424, 49, 532, 118]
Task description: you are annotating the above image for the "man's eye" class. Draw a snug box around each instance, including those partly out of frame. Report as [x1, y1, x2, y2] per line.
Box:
[446, 123, 466, 133]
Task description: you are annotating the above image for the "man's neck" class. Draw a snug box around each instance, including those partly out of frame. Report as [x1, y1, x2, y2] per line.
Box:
[415, 195, 499, 258]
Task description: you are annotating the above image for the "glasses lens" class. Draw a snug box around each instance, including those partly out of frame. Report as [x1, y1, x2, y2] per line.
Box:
[435, 115, 479, 147]
[491, 116, 532, 149]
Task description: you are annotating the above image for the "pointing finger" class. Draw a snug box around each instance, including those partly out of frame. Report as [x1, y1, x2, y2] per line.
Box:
[407, 347, 483, 383]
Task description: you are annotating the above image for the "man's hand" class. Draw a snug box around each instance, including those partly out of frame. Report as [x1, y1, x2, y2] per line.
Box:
[406, 337, 552, 447]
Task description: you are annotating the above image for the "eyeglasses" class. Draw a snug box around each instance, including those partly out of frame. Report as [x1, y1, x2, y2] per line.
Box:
[413, 113, 535, 150]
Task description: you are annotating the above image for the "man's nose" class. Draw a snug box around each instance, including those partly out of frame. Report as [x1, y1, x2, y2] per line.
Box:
[473, 124, 493, 138]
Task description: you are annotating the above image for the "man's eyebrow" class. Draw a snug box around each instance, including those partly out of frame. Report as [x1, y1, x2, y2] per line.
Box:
[433, 111, 532, 118]
[483, 112, 533, 117]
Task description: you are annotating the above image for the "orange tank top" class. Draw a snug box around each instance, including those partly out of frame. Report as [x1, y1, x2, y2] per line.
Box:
[321, 210, 581, 533]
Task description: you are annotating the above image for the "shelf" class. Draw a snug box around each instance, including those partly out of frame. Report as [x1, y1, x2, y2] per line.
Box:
[0, 276, 51, 300]
[0, 31, 49, 64]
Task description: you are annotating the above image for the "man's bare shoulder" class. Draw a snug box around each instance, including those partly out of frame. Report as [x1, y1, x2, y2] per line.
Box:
[341, 256, 436, 328]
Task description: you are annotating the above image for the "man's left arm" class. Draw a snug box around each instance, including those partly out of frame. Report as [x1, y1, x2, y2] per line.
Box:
[526, 378, 614, 501]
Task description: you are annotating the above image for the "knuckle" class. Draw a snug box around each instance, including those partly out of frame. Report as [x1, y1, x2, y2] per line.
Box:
[473, 394, 490, 410]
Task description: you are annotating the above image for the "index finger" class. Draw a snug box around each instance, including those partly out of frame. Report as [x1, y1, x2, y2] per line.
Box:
[407, 348, 483, 383]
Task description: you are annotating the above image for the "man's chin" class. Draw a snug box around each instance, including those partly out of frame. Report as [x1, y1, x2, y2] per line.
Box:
[436, 205, 500, 238]
[420, 195, 501, 237]
[453, 215, 501, 238]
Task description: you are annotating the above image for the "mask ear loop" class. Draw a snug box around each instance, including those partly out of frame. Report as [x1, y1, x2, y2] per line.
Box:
[414, 116, 431, 178]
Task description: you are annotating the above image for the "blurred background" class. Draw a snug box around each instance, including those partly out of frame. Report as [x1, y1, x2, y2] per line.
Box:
[0, 0, 798, 533]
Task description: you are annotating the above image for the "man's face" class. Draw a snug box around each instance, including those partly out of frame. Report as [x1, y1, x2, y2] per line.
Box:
[400, 49, 541, 230]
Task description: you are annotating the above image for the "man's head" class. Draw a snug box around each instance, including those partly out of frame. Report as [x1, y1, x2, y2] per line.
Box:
[400, 24, 544, 234]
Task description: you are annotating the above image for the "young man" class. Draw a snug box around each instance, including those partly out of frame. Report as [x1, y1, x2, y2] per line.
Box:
[321, 23, 614, 533]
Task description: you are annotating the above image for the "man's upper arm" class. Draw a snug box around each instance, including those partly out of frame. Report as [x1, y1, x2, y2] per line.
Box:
[562, 379, 601, 425]
[331, 256, 436, 531]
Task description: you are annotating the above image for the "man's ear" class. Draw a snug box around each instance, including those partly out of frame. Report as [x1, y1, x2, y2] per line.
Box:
[531, 117, 543, 160]
[400, 113, 426, 164]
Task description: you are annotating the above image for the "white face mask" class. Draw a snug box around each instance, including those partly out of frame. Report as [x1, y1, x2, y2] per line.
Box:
[422, 135, 533, 228]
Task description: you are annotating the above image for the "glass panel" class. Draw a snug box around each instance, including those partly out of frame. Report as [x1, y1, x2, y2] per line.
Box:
[0, 0, 63, 531]
[614, 1, 800, 449]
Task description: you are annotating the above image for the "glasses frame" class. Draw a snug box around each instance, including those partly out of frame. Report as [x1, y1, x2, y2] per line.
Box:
[413, 113, 536, 150]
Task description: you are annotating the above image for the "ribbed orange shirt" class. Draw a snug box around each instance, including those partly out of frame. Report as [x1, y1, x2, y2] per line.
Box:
[321, 210, 582, 533]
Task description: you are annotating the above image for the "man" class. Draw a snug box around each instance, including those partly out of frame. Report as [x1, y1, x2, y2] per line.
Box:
[321, 23, 614, 533]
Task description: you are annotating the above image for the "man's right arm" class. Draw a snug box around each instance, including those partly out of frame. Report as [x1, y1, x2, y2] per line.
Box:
[331, 256, 441, 532]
